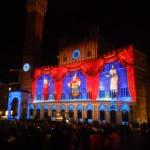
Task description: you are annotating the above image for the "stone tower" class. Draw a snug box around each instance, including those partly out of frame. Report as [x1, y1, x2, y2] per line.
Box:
[20, 0, 48, 92]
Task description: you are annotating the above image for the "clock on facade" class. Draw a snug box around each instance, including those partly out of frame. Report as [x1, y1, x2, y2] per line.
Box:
[72, 49, 80, 59]
[23, 63, 30, 72]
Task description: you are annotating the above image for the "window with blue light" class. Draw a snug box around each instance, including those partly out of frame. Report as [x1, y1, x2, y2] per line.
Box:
[36, 74, 54, 100]
[62, 71, 87, 100]
[99, 61, 131, 101]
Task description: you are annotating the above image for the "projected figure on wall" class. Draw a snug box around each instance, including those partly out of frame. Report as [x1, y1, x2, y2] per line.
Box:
[68, 73, 81, 98]
[42, 77, 50, 100]
[107, 65, 118, 98]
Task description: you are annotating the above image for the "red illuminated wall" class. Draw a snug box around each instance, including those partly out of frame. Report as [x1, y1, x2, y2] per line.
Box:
[32, 46, 136, 102]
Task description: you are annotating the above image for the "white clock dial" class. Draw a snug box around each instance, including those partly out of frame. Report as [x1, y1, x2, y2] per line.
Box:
[23, 63, 30, 72]
[72, 49, 80, 59]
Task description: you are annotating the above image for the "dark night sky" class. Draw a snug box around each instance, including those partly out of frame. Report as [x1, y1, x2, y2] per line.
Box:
[0, 0, 150, 83]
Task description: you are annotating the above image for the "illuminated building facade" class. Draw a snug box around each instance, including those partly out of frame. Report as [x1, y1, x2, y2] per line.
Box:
[7, 0, 150, 124]
[30, 46, 140, 124]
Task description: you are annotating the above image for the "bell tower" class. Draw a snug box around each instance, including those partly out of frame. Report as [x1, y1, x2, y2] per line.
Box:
[20, 0, 48, 92]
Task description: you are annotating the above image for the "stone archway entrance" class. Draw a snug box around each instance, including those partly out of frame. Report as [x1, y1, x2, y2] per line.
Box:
[7, 91, 21, 119]
[121, 103, 130, 123]
[99, 104, 106, 123]
[110, 110, 116, 123]
[7, 91, 31, 120]
[77, 110, 82, 119]
[109, 103, 118, 124]
[44, 109, 48, 120]
[87, 110, 92, 119]
[99, 110, 105, 121]
[122, 111, 129, 122]
[11, 98, 18, 118]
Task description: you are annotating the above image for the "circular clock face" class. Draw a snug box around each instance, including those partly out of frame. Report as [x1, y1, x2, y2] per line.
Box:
[72, 49, 80, 59]
[23, 63, 30, 72]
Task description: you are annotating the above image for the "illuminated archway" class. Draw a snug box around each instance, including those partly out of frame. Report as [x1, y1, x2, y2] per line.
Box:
[68, 105, 74, 119]
[51, 104, 57, 117]
[7, 92, 22, 119]
[29, 104, 34, 119]
[35, 104, 41, 120]
[11, 98, 18, 118]
[99, 104, 106, 122]
[86, 104, 93, 122]
[44, 105, 49, 119]
[60, 104, 66, 117]
[108, 103, 118, 124]
[121, 103, 130, 123]
[77, 104, 83, 120]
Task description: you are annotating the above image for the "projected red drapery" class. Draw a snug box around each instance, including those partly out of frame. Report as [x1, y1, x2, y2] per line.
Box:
[118, 47, 136, 101]
[80, 60, 104, 100]
[51, 67, 68, 101]
[32, 46, 136, 101]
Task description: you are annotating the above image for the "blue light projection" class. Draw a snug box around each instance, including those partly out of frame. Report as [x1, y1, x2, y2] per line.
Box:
[62, 71, 88, 100]
[51, 104, 57, 110]
[120, 103, 130, 112]
[60, 104, 66, 110]
[108, 102, 118, 111]
[68, 104, 74, 111]
[27, 103, 34, 119]
[98, 104, 107, 111]
[44, 105, 49, 110]
[7, 91, 22, 120]
[77, 104, 83, 110]
[86, 104, 93, 111]
[36, 74, 54, 100]
[36, 104, 41, 110]
[99, 61, 131, 101]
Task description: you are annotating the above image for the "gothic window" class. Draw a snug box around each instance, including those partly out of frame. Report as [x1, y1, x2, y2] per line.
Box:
[121, 83, 129, 97]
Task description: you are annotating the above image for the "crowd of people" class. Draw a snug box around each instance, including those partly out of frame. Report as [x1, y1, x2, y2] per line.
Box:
[0, 119, 150, 150]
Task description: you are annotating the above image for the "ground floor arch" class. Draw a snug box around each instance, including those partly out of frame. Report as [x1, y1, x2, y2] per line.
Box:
[11, 98, 18, 118]
[44, 109, 48, 120]
[108, 103, 118, 123]
[7, 91, 31, 120]
[99, 104, 106, 122]
[68, 104, 74, 119]
[86, 104, 93, 123]
[121, 103, 130, 123]
[77, 104, 83, 121]
[7, 92, 21, 119]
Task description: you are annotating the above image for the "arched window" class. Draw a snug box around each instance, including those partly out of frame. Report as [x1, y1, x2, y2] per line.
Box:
[11, 98, 18, 118]
[86, 104, 93, 120]
[99, 104, 106, 121]
[60, 105, 66, 117]
[68, 105, 74, 118]
[121, 83, 129, 97]
[36, 104, 41, 120]
[77, 104, 83, 119]
[109, 103, 118, 124]
[51, 104, 56, 117]
[44, 105, 49, 119]
[29, 104, 34, 118]
[121, 103, 130, 123]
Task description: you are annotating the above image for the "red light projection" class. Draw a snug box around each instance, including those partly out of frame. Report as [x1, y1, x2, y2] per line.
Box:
[32, 46, 136, 102]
